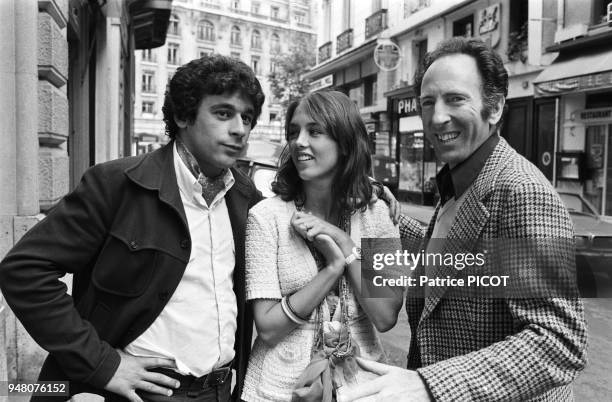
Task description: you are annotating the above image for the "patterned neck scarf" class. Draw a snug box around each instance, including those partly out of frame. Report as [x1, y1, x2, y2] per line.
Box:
[175, 138, 229, 206]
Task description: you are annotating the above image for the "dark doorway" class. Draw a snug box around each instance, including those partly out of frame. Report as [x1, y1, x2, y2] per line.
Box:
[534, 98, 557, 181]
[501, 96, 534, 161]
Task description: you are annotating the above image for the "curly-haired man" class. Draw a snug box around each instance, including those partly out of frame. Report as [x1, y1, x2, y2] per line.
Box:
[0, 55, 265, 401]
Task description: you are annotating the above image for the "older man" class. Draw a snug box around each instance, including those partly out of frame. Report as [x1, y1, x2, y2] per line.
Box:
[346, 38, 587, 402]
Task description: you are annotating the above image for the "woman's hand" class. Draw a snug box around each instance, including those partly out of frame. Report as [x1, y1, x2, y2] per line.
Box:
[312, 233, 345, 274]
[291, 211, 354, 252]
[291, 212, 347, 273]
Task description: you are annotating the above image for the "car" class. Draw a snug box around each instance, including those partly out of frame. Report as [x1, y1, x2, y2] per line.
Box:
[558, 191, 612, 296]
[235, 139, 285, 198]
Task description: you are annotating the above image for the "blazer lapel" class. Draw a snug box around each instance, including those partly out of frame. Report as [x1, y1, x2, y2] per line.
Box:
[419, 140, 514, 322]
[420, 193, 491, 321]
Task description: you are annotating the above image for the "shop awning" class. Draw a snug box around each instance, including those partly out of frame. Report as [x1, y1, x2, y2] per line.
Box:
[534, 49, 612, 97]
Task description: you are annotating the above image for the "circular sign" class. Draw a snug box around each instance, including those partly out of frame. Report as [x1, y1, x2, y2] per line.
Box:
[541, 151, 551, 166]
[374, 38, 402, 72]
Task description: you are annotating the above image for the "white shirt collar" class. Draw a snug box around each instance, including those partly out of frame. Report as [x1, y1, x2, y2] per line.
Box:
[173, 142, 235, 208]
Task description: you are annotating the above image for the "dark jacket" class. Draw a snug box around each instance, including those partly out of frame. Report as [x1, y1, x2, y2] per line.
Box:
[0, 142, 262, 400]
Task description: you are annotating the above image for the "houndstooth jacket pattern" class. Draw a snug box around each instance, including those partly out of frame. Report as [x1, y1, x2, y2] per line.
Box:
[405, 137, 587, 402]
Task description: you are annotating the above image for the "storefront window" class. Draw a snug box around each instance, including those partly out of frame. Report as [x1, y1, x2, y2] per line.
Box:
[398, 132, 443, 203]
[399, 132, 424, 192]
[584, 125, 608, 212]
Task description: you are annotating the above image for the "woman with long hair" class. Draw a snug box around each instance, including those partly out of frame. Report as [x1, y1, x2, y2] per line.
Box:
[241, 91, 419, 402]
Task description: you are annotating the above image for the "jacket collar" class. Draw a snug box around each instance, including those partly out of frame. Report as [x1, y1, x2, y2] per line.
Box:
[436, 134, 499, 206]
[122, 141, 253, 223]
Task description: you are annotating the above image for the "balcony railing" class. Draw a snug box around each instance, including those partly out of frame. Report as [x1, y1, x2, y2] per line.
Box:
[250, 12, 269, 19]
[201, 1, 221, 10]
[230, 7, 249, 16]
[336, 28, 353, 54]
[365, 9, 387, 38]
[318, 41, 332, 63]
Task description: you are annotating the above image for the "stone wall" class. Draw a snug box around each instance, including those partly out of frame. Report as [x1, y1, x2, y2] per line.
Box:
[38, 0, 69, 211]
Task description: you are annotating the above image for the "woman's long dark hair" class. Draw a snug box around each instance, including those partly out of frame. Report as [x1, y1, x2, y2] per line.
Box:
[272, 91, 372, 213]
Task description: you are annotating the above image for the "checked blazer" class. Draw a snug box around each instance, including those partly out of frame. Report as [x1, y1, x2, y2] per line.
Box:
[405, 137, 587, 401]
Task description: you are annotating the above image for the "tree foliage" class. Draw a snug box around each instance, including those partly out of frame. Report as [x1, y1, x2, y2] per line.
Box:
[268, 33, 316, 112]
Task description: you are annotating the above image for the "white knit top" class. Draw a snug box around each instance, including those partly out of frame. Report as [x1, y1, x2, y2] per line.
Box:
[241, 196, 401, 402]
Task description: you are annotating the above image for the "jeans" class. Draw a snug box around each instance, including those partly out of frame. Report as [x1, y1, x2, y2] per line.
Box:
[136, 371, 232, 402]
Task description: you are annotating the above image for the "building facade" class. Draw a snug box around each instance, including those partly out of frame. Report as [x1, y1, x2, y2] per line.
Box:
[534, 0, 612, 217]
[133, 0, 317, 152]
[306, 0, 611, 214]
[1, 0, 171, 384]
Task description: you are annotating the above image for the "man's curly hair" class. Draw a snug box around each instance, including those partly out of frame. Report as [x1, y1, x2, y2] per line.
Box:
[162, 54, 265, 139]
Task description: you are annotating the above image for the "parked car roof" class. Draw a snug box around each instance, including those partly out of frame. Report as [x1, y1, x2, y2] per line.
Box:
[558, 191, 612, 237]
[236, 140, 285, 197]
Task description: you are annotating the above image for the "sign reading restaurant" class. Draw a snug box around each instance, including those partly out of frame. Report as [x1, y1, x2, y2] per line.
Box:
[574, 107, 612, 124]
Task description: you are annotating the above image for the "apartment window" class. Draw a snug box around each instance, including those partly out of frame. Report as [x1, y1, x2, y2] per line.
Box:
[197, 20, 215, 41]
[363, 76, 377, 107]
[251, 1, 260, 14]
[198, 48, 213, 58]
[230, 26, 242, 46]
[403, 0, 411, 18]
[294, 11, 306, 24]
[270, 60, 277, 73]
[509, 0, 527, 34]
[271, 33, 281, 53]
[323, 0, 331, 41]
[142, 101, 155, 114]
[232, 0, 240, 9]
[414, 39, 428, 77]
[230, 52, 241, 59]
[342, 0, 351, 30]
[168, 14, 180, 36]
[142, 49, 154, 62]
[167, 43, 180, 64]
[453, 15, 474, 37]
[142, 71, 155, 93]
[271, 6, 279, 19]
[251, 56, 261, 75]
[251, 30, 262, 49]
[593, 0, 611, 24]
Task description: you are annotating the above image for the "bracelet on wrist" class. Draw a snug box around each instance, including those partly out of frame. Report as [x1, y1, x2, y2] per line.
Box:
[281, 296, 308, 325]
